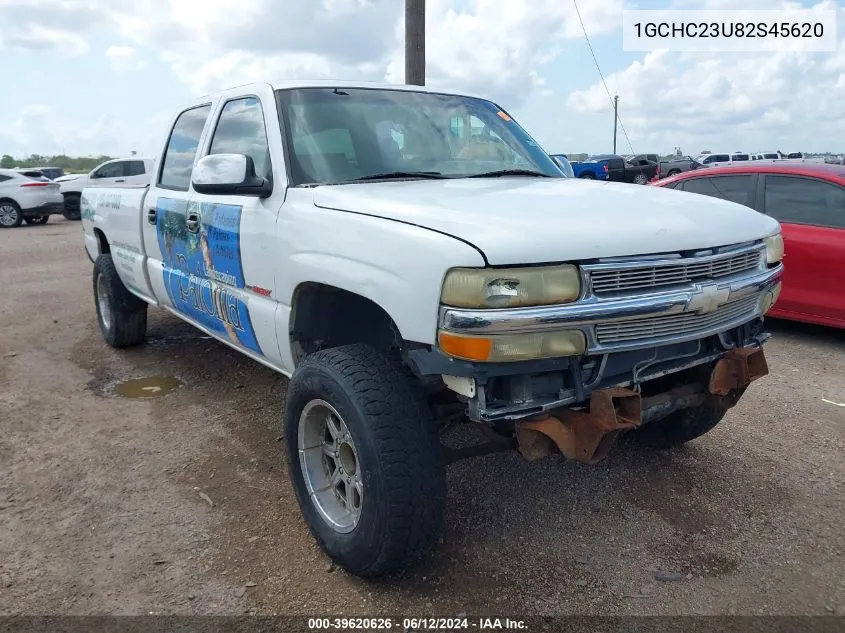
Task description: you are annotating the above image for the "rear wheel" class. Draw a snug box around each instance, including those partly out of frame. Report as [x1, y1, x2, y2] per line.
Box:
[284, 344, 445, 578]
[0, 201, 23, 228]
[93, 254, 148, 347]
[24, 215, 49, 225]
[580, 172, 596, 180]
[63, 194, 81, 221]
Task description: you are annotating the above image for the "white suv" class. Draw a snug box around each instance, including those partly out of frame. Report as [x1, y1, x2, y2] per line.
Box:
[0, 169, 64, 227]
[695, 152, 752, 168]
[59, 157, 153, 220]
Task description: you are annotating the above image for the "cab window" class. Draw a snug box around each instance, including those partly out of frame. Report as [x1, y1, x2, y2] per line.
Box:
[159, 105, 212, 191]
[92, 162, 123, 179]
[208, 97, 272, 181]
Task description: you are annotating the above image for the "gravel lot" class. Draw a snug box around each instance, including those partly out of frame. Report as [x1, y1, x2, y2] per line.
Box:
[1, 218, 843, 617]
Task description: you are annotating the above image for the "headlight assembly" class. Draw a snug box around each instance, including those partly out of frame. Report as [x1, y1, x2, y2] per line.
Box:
[764, 232, 784, 265]
[441, 264, 581, 309]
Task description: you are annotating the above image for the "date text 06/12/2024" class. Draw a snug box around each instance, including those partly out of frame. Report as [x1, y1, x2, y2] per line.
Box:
[307, 617, 528, 630]
[622, 8, 837, 52]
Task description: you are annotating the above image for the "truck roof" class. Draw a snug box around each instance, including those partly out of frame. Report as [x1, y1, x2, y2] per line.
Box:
[194, 80, 488, 102]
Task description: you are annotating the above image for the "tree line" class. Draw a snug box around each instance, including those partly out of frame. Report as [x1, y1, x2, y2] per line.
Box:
[1, 154, 113, 173]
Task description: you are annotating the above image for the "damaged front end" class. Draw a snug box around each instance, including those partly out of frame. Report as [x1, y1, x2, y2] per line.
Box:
[514, 346, 769, 463]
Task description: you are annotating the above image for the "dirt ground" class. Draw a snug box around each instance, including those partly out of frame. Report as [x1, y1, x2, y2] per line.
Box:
[1, 217, 843, 617]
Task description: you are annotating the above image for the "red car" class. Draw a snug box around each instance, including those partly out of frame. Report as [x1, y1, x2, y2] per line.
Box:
[653, 163, 845, 329]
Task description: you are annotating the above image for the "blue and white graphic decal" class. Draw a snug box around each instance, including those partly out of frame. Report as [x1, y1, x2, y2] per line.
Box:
[156, 198, 263, 355]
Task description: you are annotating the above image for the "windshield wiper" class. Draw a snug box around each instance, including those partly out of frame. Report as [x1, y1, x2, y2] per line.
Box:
[353, 171, 447, 181]
[468, 169, 551, 178]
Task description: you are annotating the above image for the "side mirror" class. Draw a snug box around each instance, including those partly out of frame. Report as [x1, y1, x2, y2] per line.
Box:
[192, 154, 272, 198]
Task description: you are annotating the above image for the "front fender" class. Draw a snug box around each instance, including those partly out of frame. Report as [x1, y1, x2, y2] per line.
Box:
[276, 203, 486, 348]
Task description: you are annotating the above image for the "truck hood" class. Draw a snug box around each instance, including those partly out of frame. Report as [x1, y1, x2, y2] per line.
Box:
[312, 178, 780, 265]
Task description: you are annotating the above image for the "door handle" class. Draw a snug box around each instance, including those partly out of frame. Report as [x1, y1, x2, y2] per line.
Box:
[115, 179, 125, 183]
[186, 211, 201, 233]
[146, 208, 156, 224]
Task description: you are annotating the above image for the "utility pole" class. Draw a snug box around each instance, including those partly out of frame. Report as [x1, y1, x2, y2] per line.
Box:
[405, 0, 425, 85]
[612, 95, 619, 154]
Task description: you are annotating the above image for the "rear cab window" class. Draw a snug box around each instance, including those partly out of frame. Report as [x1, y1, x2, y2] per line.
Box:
[158, 105, 213, 191]
[764, 175, 845, 229]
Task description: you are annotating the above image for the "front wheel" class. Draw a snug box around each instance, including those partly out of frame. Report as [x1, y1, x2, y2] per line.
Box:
[63, 194, 81, 221]
[24, 215, 49, 225]
[667, 169, 681, 177]
[0, 201, 23, 228]
[631, 402, 728, 449]
[93, 254, 148, 347]
[633, 173, 649, 185]
[284, 344, 445, 578]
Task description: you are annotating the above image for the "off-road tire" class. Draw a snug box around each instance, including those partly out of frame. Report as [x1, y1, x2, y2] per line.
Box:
[93, 254, 147, 348]
[63, 194, 81, 221]
[24, 215, 49, 225]
[631, 402, 728, 449]
[284, 344, 445, 578]
[0, 200, 23, 228]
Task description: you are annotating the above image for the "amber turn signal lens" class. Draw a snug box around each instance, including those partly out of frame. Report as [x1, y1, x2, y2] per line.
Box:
[438, 331, 493, 362]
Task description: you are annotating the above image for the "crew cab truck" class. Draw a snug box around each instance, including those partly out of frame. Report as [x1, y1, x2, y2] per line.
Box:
[82, 80, 784, 578]
[61, 157, 153, 220]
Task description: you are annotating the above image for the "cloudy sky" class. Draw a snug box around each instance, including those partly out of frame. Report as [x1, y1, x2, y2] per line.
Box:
[1, 0, 843, 159]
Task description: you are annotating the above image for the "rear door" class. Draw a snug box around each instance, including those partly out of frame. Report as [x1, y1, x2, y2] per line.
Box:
[123, 159, 150, 186]
[759, 174, 845, 325]
[142, 103, 214, 312]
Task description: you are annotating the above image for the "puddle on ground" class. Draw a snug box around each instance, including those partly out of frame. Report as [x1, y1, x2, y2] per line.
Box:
[114, 376, 182, 398]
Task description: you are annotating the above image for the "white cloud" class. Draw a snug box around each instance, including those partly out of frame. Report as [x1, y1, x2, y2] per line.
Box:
[567, 0, 845, 153]
[106, 45, 147, 71]
[0, 23, 88, 55]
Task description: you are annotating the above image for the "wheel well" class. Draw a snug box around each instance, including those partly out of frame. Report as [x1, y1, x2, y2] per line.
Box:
[0, 197, 20, 207]
[63, 191, 80, 199]
[93, 228, 110, 254]
[290, 283, 401, 365]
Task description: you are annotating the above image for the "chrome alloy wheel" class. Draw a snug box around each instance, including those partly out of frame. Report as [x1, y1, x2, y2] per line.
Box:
[0, 203, 19, 227]
[96, 273, 111, 330]
[298, 399, 363, 533]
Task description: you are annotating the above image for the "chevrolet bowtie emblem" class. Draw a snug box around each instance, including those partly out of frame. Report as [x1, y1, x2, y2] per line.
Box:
[687, 284, 731, 314]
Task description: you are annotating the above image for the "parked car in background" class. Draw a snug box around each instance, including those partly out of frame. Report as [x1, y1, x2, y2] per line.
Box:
[654, 163, 845, 329]
[752, 151, 785, 162]
[570, 156, 609, 180]
[695, 152, 751, 168]
[0, 168, 64, 227]
[550, 154, 574, 177]
[571, 155, 657, 184]
[596, 154, 658, 184]
[59, 157, 153, 220]
[627, 153, 702, 178]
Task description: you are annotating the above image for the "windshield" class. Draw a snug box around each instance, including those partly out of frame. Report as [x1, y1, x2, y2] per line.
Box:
[276, 88, 562, 185]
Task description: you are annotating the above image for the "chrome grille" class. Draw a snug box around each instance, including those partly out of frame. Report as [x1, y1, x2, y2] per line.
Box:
[595, 295, 759, 344]
[589, 249, 762, 294]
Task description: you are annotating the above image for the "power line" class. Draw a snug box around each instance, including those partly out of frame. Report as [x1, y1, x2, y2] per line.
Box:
[571, 0, 635, 156]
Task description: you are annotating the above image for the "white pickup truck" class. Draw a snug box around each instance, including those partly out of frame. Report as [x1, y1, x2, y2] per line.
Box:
[60, 157, 153, 220]
[82, 80, 784, 578]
